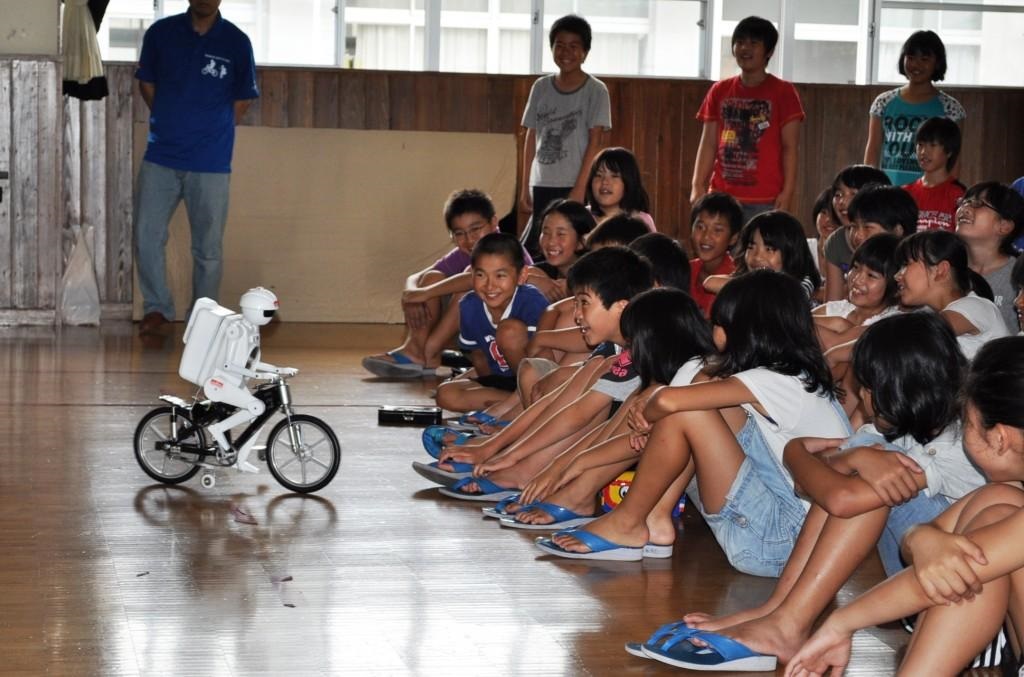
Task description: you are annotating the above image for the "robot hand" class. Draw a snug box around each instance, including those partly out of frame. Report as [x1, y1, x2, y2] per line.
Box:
[278, 367, 299, 377]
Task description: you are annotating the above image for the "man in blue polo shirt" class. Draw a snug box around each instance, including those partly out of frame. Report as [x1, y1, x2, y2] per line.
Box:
[134, 0, 259, 333]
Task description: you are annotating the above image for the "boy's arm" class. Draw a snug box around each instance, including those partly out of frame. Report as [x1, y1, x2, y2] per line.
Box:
[569, 127, 606, 204]
[403, 270, 473, 305]
[520, 128, 536, 216]
[702, 273, 731, 295]
[528, 326, 588, 357]
[774, 119, 800, 212]
[690, 120, 718, 204]
[863, 114, 883, 167]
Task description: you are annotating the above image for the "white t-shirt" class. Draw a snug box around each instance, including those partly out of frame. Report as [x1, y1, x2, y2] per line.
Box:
[943, 293, 1010, 359]
[821, 300, 899, 326]
[668, 357, 705, 387]
[854, 423, 985, 501]
[733, 368, 851, 467]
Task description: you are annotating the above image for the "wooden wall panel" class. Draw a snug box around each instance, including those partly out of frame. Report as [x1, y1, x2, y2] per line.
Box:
[0, 62, 11, 308]
[81, 98, 108, 297]
[35, 61, 60, 310]
[104, 66, 134, 304]
[11, 61, 40, 309]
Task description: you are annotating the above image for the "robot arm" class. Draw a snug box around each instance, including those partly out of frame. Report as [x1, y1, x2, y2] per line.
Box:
[251, 360, 298, 377]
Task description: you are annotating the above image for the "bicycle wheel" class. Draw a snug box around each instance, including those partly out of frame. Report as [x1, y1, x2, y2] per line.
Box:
[265, 414, 340, 493]
[134, 406, 205, 484]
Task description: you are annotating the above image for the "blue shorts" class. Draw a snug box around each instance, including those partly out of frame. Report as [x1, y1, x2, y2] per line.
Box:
[687, 414, 808, 578]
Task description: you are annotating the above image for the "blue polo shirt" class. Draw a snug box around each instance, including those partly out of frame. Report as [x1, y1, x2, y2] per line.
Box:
[136, 12, 258, 173]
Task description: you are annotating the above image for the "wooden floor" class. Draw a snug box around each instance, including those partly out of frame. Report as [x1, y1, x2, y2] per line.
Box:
[0, 322, 953, 676]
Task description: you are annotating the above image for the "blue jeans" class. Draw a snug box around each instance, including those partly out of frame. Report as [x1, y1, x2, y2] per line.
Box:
[134, 161, 230, 319]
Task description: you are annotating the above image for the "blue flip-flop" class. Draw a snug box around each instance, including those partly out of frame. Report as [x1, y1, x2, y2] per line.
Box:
[641, 629, 777, 671]
[362, 350, 434, 379]
[411, 460, 473, 487]
[422, 426, 476, 458]
[625, 622, 700, 658]
[482, 494, 530, 519]
[534, 528, 644, 561]
[438, 476, 518, 502]
[499, 502, 596, 531]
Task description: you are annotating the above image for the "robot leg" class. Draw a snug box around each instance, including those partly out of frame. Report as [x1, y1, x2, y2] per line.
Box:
[204, 380, 265, 472]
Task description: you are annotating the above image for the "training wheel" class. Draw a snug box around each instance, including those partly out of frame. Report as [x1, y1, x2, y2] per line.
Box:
[200, 473, 216, 489]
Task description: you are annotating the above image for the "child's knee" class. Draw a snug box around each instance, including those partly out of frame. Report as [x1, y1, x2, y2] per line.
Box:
[435, 381, 465, 411]
[418, 269, 446, 286]
[496, 319, 527, 347]
[958, 484, 1024, 533]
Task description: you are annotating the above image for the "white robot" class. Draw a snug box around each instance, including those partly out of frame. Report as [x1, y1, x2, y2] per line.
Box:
[178, 287, 297, 473]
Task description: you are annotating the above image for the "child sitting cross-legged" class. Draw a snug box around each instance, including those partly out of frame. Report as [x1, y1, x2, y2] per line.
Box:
[434, 233, 548, 413]
[634, 312, 986, 672]
[786, 336, 1024, 677]
[430, 246, 653, 500]
[535, 270, 849, 568]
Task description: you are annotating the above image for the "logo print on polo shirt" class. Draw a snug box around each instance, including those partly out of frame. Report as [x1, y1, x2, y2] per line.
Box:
[201, 59, 228, 79]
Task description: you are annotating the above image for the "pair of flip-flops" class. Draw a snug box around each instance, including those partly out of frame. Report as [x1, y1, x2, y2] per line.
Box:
[534, 528, 673, 561]
[411, 460, 474, 487]
[362, 351, 435, 379]
[421, 426, 476, 458]
[438, 476, 518, 502]
[625, 622, 777, 671]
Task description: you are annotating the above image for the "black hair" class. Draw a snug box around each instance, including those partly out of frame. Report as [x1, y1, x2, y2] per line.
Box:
[621, 288, 714, 390]
[629, 233, 691, 292]
[895, 230, 972, 295]
[962, 182, 1024, 256]
[585, 147, 651, 216]
[586, 214, 650, 248]
[470, 232, 525, 271]
[540, 199, 596, 246]
[915, 117, 961, 171]
[899, 30, 948, 82]
[833, 164, 891, 192]
[566, 246, 653, 308]
[732, 16, 778, 57]
[549, 14, 592, 53]
[847, 184, 919, 236]
[733, 210, 822, 293]
[964, 336, 1024, 431]
[709, 269, 836, 396]
[812, 186, 839, 229]
[850, 233, 902, 307]
[443, 188, 495, 229]
[853, 313, 965, 444]
[691, 191, 744, 236]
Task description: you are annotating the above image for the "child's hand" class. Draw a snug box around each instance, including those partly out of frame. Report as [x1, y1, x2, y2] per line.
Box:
[626, 396, 652, 436]
[906, 524, 987, 606]
[475, 453, 514, 477]
[846, 446, 923, 506]
[784, 619, 853, 677]
[402, 289, 429, 306]
[520, 460, 573, 506]
[628, 431, 649, 452]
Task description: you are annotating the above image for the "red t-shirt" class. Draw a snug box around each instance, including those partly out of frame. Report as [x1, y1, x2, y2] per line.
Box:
[689, 255, 736, 318]
[696, 75, 805, 204]
[903, 177, 965, 233]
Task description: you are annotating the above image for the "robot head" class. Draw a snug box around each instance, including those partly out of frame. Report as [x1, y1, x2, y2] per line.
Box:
[239, 287, 278, 326]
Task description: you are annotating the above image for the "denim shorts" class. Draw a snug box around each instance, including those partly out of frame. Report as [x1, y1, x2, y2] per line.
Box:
[686, 414, 807, 578]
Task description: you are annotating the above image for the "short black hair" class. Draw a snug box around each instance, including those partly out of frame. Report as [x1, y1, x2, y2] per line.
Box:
[540, 199, 596, 242]
[732, 16, 778, 57]
[962, 182, 1024, 256]
[691, 191, 744, 236]
[586, 214, 650, 248]
[812, 187, 839, 227]
[443, 188, 495, 230]
[833, 164, 891, 192]
[621, 288, 713, 390]
[965, 336, 1024, 432]
[915, 117, 961, 171]
[585, 147, 650, 216]
[567, 246, 653, 309]
[850, 233, 902, 306]
[853, 313, 965, 444]
[629, 233, 691, 292]
[895, 230, 972, 295]
[470, 232, 525, 271]
[734, 210, 821, 293]
[549, 14, 592, 53]
[847, 184, 919, 236]
[899, 30, 947, 82]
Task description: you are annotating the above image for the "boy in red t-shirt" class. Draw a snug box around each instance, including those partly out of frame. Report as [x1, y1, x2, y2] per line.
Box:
[902, 116, 965, 232]
[688, 192, 743, 317]
[690, 16, 804, 222]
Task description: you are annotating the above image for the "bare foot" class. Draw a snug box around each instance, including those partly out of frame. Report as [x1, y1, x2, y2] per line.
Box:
[645, 510, 678, 548]
[688, 614, 806, 665]
[683, 602, 774, 633]
[450, 478, 516, 495]
[550, 511, 648, 553]
[515, 495, 594, 525]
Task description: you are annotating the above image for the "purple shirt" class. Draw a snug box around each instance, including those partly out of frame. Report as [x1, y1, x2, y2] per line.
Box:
[431, 246, 535, 277]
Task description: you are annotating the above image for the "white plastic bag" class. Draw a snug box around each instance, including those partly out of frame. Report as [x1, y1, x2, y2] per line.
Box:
[59, 225, 101, 325]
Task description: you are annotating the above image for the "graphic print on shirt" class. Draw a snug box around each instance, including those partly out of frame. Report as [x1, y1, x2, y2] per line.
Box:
[719, 98, 772, 186]
[884, 114, 928, 175]
[487, 335, 509, 372]
[535, 105, 581, 165]
[201, 54, 232, 80]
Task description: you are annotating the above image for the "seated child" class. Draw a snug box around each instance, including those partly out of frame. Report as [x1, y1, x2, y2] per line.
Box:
[435, 246, 653, 491]
[636, 312, 984, 672]
[903, 116, 965, 233]
[895, 230, 1009, 359]
[808, 187, 839, 277]
[526, 199, 595, 302]
[629, 232, 690, 292]
[822, 165, 891, 301]
[846, 183, 918, 251]
[955, 181, 1024, 333]
[434, 233, 548, 412]
[537, 270, 848, 570]
[786, 336, 1024, 677]
[585, 147, 655, 231]
[688, 191, 743, 317]
[362, 188, 506, 378]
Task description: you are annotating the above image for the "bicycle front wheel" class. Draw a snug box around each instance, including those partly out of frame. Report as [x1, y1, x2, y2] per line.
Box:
[265, 414, 340, 493]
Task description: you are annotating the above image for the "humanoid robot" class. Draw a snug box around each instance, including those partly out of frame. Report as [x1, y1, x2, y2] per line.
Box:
[178, 287, 296, 472]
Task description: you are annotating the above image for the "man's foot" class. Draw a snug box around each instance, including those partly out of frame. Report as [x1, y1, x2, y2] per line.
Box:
[139, 311, 170, 334]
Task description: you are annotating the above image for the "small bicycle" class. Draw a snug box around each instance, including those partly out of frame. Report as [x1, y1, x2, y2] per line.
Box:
[133, 373, 340, 494]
